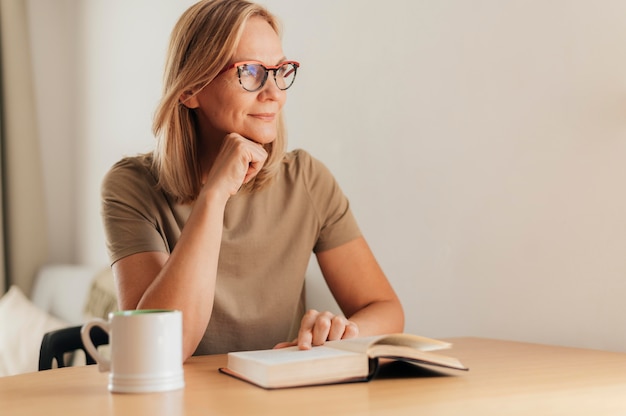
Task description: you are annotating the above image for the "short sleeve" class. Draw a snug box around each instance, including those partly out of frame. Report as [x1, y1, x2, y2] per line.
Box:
[100, 156, 171, 264]
[296, 150, 362, 253]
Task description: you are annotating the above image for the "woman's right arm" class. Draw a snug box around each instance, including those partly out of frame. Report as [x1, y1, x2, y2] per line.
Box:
[111, 134, 267, 361]
[113, 187, 227, 361]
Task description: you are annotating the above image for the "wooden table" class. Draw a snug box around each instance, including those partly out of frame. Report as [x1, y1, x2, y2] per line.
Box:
[2, 337, 626, 415]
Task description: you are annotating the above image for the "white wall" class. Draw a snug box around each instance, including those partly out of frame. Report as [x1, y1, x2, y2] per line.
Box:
[28, 0, 626, 352]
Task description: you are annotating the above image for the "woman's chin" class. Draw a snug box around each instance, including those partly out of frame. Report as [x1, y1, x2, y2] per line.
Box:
[248, 134, 276, 145]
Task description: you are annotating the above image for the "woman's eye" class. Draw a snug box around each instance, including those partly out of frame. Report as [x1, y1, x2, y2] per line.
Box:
[242, 65, 262, 78]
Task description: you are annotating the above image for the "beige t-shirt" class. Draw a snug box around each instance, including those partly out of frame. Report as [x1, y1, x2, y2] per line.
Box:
[101, 149, 361, 354]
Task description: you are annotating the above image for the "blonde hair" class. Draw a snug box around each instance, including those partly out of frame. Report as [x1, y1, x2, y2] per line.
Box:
[152, 0, 286, 203]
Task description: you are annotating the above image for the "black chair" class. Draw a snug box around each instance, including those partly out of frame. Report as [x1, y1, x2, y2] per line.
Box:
[38, 325, 109, 371]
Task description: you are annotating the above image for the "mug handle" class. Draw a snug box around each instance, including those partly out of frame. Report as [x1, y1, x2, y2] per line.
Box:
[80, 319, 111, 372]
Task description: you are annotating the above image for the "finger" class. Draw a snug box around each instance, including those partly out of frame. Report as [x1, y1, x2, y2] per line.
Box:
[343, 321, 359, 339]
[273, 339, 297, 349]
[327, 315, 349, 341]
[297, 309, 319, 350]
[242, 143, 268, 184]
[311, 311, 334, 346]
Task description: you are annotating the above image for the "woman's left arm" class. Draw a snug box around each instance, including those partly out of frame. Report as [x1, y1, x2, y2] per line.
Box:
[295, 236, 405, 349]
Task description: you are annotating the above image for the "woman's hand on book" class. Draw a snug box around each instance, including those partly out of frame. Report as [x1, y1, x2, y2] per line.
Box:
[274, 309, 359, 350]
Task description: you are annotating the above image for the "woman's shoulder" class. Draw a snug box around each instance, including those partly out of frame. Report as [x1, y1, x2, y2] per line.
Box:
[282, 148, 334, 181]
[283, 148, 328, 172]
[104, 153, 154, 179]
[102, 153, 158, 195]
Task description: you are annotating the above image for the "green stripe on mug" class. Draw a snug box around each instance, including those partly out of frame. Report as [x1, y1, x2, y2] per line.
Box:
[113, 309, 177, 316]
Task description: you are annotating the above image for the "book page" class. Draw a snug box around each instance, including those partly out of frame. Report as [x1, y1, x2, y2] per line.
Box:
[229, 345, 360, 365]
[326, 333, 452, 355]
[324, 334, 466, 371]
[372, 334, 452, 351]
[367, 344, 468, 370]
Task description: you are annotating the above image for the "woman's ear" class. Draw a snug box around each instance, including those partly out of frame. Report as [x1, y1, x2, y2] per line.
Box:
[179, 91, 200, 109]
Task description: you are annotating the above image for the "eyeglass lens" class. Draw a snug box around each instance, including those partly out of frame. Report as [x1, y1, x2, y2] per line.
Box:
[238, 62, 298, 92]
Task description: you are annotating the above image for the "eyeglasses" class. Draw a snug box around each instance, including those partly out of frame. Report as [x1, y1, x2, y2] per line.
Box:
[219, 60, 300, 92]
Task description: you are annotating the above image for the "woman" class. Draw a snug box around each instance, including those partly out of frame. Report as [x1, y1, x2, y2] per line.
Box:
[101, 0, 404, 360]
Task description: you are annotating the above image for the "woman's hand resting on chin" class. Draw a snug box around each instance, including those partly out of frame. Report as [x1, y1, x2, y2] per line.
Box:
[202, 133, 268, 198]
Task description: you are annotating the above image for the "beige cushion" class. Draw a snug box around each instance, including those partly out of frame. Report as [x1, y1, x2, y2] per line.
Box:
[83, 267, 118, 320]
[0, 286, 67, 376]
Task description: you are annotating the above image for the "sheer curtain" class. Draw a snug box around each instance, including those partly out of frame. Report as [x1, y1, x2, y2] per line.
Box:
[0, 0, 48, 295]
[0, 49, 4, 293]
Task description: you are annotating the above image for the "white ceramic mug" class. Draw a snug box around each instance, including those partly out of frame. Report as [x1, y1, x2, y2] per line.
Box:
[81, 309, 185, 393]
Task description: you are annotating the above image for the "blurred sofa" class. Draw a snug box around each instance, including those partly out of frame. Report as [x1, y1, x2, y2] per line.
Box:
[0, 264, 117, 377]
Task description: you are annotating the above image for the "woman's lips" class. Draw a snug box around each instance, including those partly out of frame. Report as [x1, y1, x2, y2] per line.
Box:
[249, 113, 276, 121]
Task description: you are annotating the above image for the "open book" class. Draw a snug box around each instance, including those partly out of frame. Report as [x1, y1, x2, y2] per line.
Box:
[219, 333, 468, 389]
